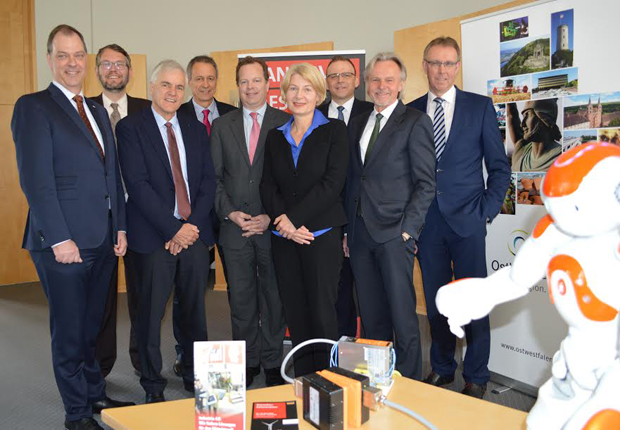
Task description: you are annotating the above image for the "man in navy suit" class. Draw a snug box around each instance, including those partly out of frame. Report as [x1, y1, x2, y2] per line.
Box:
[91, 43, 151, 378]
[345, 53, 436, 380]
[11, 25, 133, 430]
[408, 37, 510, 398]
[116, 59, 215, 404]
[171, 55, 236, 377]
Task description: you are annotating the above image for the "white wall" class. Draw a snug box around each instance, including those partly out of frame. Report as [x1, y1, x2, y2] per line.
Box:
[35, 0, 514, 92]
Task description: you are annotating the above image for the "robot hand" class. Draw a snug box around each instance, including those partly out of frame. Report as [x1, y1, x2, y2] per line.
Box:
[435, 267, 528, 338]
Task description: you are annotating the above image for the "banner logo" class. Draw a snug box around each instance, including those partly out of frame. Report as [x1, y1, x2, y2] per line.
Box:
[508, 229, 529, 256]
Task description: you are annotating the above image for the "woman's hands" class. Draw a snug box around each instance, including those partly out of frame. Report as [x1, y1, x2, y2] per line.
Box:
[274, 214, 314, 245]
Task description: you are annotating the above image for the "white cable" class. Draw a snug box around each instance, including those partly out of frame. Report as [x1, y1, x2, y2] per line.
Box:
[383, 399, 438, 430]
[280, 338, 338, 384]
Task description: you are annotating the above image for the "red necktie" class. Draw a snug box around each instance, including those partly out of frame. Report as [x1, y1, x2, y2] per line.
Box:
[249, 112, 260, 165]
[165, 122, 191, 220]
[203, 109, 211, 136]
[73, 95, 105, 160]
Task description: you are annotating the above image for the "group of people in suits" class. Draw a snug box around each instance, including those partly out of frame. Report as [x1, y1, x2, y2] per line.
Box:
[11, 22, 510, 430]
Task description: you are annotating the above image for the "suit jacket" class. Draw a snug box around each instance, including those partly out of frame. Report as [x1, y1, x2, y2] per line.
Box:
[345, 101, 436, 244]
[260, 118, 349, 232]
[179, 98, 237, 124]
[211, 105, 289, 249]
[91, 93, 151, 116]
[11, 83, 126, 250]
[116, 107, 216, 254]
[408, 87, 511, 237]
[318, 98, 374, 127]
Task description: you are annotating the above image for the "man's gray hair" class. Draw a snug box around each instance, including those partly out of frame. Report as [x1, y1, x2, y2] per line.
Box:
[364, 52, 407, 83]
[149, 59, 186, 84]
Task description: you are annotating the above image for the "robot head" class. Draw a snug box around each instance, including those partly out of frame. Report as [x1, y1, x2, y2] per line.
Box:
[542, 142, 620, 236]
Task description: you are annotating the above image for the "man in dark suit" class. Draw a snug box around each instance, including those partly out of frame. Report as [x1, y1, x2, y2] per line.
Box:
[345, 53, 436, 381]
[318, 56, 373, 337]
[408, 37, 510, 398]
[116, 60, 216, 403]
[91, 43, 151, 379]
[171, 55, 236, 376]
[11, 25, 133, 430]
[210, 56, 289, 387]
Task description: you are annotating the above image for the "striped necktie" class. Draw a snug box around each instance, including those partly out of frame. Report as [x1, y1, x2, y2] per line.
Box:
[433, 97, 446, 161]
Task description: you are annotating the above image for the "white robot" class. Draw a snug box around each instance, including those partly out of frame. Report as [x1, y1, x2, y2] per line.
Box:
[436, 142, 620, 429]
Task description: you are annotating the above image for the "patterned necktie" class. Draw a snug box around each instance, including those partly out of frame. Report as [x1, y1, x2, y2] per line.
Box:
[110, 102, 121, 134]
[73, 95, 105, 160]
[202, 109, 211, 135]
[364, 113, 383, 163]
[248, 112, 260, 165]
[433, 97, 447, 161]
[337, 105, 345, 122]
[164, 122, 191, 220]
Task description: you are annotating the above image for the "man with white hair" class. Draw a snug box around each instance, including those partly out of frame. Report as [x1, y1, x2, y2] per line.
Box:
[344, 52, 436, 380]
[116, 60, 216, 403]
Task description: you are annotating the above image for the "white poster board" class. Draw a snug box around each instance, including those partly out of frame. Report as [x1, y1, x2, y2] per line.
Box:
[461, 0, 620, 393]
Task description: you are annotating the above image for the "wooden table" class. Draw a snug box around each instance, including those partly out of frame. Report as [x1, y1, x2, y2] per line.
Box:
[102, 376, 527, 429]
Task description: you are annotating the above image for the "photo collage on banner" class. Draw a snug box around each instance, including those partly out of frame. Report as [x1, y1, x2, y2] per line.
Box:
[492, 8, 581, 215]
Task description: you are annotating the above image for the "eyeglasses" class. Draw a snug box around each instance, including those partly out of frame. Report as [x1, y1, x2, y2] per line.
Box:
[326, 72, 355, 80]
[99, 61, 128, 70]
[424, 60, 458, 70]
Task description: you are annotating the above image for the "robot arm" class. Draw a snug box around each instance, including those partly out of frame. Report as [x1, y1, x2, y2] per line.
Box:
[436, 214, 568, 338]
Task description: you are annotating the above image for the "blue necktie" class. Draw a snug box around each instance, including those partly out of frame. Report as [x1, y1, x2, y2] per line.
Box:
[433, 98, 446, 161]
[337, 105, 345, 122]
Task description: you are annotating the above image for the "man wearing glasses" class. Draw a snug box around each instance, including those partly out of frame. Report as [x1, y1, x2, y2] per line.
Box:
[408, 37, 510, 399]
[92, 43, 151, 379]
[319, 56, 373, 339]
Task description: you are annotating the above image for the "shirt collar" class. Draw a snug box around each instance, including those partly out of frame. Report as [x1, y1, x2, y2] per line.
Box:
[278, 108, 329, 134]
[372, 99, 399, 121]
[151, 106, 179, 130]
[330, 96, 355, 112]
[192, 98, 216, 115]
[102, 92, 128, 110]
[52, 81, 84, 100]
[428, 85, 456, 104]
[242, 102, 267, 119]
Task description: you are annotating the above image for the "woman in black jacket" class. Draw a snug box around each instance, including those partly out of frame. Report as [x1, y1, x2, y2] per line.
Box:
[260, 63, 349, 377]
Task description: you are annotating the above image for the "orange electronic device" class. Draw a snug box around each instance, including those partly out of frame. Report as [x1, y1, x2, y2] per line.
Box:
[318, 370, 362, 428]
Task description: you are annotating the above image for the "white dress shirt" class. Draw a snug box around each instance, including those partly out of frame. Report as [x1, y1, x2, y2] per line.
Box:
[53, 81, 104, 154]
[242, 103, 268, 151]
[192, 98, 220, 124]
[327, 96, 355, 125]
[102, 92, 128, 119]
[359, 99, 399, 163]
[151, 107, 191, 220]
[426, 85, 456, 140]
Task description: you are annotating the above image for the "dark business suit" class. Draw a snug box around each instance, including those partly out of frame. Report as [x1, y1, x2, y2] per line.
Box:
[260, 115, 349, 377]
[11, 83, 126, 421]
[319, 97, 373, 337]
[409, 88, 510, 384]
[91, 93, 151, 376]
[174, 97, 237, 360]
[211, 105, 289, 371]
[345, 101, 436, 380]
[116, 107, 216, 394]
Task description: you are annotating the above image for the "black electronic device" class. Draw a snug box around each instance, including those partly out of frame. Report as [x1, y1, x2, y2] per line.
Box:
[301, 372, 344, 430]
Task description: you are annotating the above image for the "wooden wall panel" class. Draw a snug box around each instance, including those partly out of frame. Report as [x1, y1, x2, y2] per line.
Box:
[394, 0, 536, 314]
[83, 53, 148, 99]
[0, 0, 38, 286]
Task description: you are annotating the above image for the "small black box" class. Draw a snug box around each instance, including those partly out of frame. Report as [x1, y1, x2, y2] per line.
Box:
[302, 373, 344, 430]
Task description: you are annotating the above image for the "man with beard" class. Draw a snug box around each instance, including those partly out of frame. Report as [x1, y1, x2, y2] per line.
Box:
[508, 99, 562, 172]
[92, 43, 151, 378]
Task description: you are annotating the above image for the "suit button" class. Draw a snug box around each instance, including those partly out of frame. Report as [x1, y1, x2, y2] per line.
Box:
[293, 192, 297, 197]
[437, 191, 442, 195]
[437, 168, 442, 173]
[104, 194, 110, 199]
[293, 171, 298, 177]
[354, 198, 358, 202]
[249, 180, 254, 184]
